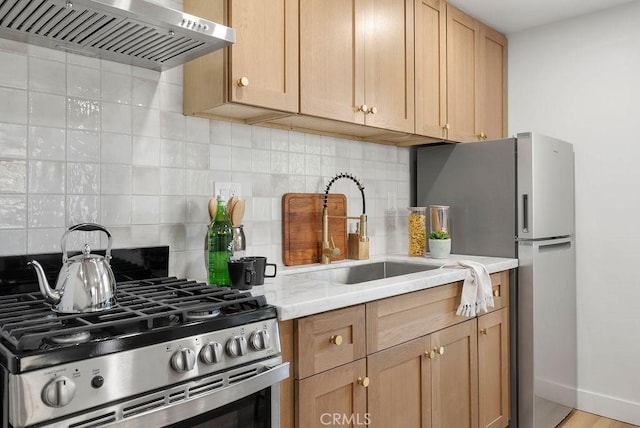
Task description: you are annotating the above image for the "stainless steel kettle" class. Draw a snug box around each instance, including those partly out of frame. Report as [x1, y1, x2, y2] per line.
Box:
[28, 223, 117, 314]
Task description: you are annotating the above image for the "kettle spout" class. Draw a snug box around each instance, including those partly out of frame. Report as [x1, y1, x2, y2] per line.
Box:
[27, 260, 61, 305]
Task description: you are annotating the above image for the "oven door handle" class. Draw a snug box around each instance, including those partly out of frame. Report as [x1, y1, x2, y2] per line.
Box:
[112, 361, 290, 428]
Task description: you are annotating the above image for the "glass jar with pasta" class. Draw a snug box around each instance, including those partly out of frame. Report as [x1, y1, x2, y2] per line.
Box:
[407, 207, 427, 256]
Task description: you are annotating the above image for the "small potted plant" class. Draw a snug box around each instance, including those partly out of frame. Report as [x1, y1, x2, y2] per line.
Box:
[428, 229, 451, 259]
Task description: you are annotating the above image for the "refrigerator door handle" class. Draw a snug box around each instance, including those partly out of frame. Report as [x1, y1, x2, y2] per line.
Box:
[522, 194, 529, 233]
[537, 237, 573, 252]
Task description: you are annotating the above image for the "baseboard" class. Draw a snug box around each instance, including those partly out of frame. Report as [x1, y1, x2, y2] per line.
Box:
[577, 388, 640, 426]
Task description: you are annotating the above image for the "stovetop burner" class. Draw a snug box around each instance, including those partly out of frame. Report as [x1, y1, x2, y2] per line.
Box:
[0, 276, 275, 373]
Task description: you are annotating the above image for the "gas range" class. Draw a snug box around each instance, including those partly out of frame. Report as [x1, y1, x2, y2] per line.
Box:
[0, 247, 287, 428]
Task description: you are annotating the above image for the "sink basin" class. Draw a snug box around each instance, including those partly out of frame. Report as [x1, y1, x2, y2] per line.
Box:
[287, 261, 439, 285]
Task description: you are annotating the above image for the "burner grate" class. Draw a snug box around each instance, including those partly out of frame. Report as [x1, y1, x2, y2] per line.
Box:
[0, 277, 268, 352]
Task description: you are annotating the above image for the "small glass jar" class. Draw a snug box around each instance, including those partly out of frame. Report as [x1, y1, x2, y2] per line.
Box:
[407, 207, 427, 256]
[231, 225, 246, 260]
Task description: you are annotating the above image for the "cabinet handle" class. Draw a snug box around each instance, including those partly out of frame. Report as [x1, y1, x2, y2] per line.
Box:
[357, 376, 370, 388]
[493, 289, 500, 297]
[368, 106, 378, 115]
[237, 76, 249, 87]
[329, 335, 343, 346]
[425, 350, 436, 359]
[480, 328, 488, 335]
[435, 346, 445, 355]
[442, 123, 450, 130]
[358, 104, 368, 113]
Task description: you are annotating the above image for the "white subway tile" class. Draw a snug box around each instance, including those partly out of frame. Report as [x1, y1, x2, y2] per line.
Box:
[231, 123, 252, 148]
[101, 164, 131, 194]
[159, 81, 182, 113]
[185, 142, 209, 169]
[230, 146, 251, 172]
[252, 174, 272, 198]
[305, 134, 322, 154]
[28, 160, 65, 194]
[160, 139, 185, 167]
[0, 159, 26, 193]
[185, 196, 207, 223]
[67, 53, 100, 69]
[101, 133, 132, 164]
[27, 227, 65, 253]
[161, 64, 183, 85]
[289, 132, 305, 153]
[210, 144, 231, 171]
[270, 151, 288, 174]
[0, 195, 26, 228]
[101, 60, 132, 75]
[100, 196, 131, 225]
[304, 154, 321, 176]
[251, 197, 271, 221]
[0, 123, 27, 158]
[67, 64, 101, 99]
[29, 58, 65, 94]
[0, 87, 27, 124]
[251, 126, 271, 149]
[0, 51, 27, 89]
[288, 153, 304, 175]
[210, 120, 231, 145]
[102, 103, 132, 134]
[67, 195, 99, 224]
[67, 130, 100, 162]
[102, 71, 132, 104]
[160, 224, 186, 252]
[132, 136, 160, 166]
[186, 116, 209, 144]
[29, 92, 66, 128]
[67, 163, 100, 194]
[270, 128, 289, 151]
[28, 126, 65, 160]
[132, 107, 160, 137]
[132, 77, 160, 108]
[185, 169, 209, 196]
[162, 195, 187, 223]
[130, 225, 160, 246]
[159, 111, 185, 140]
[0, 229, 26, 255]
[185, 223, 207, 251]
[132, 166, 161, 195]
[132, 195, 160, 224]
[66, 98, 100, 131]
[161, 167, 185, 195]
[321, 156, 336, 177]
[251, 148, 270, 173]
[27, 44, 64, 61]
[28, 195, 65, 228]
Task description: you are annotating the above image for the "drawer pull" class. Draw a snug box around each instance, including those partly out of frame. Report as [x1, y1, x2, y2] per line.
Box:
[493, 289, 500, 297]
[237, 76, 249, 87]
[435, 346, 445, 355]
[329, 335, 343, 346]
[425, 350, 436, 359]
[480, 328, 488, 335]
[358, 376, 370, 388]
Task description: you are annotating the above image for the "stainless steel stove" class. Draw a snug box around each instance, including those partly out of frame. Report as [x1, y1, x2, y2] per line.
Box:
[0, 247, 288, 428]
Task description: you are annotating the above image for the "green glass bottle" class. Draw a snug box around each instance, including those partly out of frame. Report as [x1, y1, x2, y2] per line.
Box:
[207, 195, 233, 286]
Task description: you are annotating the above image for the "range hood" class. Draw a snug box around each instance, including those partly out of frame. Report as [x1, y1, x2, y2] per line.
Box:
[0, 0, 235, 71]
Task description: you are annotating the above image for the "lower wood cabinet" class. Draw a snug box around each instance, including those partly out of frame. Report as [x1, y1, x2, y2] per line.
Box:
[296, 359, 368, 428]
[281, 270, 511, 428]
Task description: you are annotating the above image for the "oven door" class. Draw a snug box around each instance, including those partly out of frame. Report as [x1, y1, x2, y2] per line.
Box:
[38, 359, 289, 428]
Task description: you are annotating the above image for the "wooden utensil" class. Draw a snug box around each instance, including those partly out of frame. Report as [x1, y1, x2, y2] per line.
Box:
[227, 196, 237, 219]
[231, 199, 245, 226]
[208, 198, 216, 220]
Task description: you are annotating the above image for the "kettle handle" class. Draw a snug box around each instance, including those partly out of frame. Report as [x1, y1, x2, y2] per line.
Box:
[61, 223, 113, 263]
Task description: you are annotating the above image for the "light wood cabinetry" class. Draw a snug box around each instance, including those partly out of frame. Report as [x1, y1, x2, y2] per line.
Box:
[299, 0, 415, 133]
[283, 270, 511, 427]
[478, 308, 510, 428]
[183, 0, 298, 121]
[445, 4, 507, 142]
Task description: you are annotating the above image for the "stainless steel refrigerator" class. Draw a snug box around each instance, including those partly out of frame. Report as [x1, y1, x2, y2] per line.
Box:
[414, 132, 576, 428]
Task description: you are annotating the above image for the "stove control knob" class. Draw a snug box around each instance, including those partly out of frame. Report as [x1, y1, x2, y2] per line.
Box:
[42, 376, 76, 407]
[226, 335, 248, 357]
[249, 329, 271, 350]
[171, 348, 196, 372]
[200, 342, 223, 365]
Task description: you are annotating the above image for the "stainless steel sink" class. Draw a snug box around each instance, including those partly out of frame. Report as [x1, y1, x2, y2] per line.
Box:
[287, 261, 439, 285]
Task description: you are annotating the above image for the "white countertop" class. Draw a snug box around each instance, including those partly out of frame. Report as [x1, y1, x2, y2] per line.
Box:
[252, 254, 518, 321]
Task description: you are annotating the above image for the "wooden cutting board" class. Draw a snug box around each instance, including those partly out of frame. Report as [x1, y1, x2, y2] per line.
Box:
[282, 193, 347, 266]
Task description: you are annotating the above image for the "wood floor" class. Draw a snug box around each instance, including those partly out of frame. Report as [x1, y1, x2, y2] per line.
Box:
[559, 410, 639, 428]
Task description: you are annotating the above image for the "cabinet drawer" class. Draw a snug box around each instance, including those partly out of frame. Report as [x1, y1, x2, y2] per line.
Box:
[295, 304, 366, 379]
[367, 272, 509, 353]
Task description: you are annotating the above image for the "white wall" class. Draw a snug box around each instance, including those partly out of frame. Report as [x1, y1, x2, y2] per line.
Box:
[508, 2, 640, 424]
[0, 38, 410, 281]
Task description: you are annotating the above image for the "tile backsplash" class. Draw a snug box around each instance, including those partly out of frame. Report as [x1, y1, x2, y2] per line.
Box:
[0, 39, 410, 281]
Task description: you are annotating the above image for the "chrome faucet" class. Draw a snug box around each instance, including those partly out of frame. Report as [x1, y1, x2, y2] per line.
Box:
[322, 173, 369, 264]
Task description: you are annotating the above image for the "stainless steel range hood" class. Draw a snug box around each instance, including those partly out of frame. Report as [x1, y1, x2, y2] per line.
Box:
[0, 0, 235, 71]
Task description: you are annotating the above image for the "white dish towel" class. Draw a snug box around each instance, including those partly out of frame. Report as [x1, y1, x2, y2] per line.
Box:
[441, 260, 495, 317]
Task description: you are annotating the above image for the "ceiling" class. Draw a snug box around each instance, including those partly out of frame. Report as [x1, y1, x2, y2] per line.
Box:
[446, 0, 637, 34]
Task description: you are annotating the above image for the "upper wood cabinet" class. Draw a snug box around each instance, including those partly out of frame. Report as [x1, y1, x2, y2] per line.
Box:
[299, 0, 415, 133]
[445, 4, 507, 142]
[415, 0, 447, 138]
[183, 0, 299, 120]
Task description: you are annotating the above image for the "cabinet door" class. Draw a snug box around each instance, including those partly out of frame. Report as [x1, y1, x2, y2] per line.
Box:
[478, 24, 507, 141]
[368, 336, 431, 428]
[229, 0, 299, 112]
[478, 308, 510, 428]
[300, 0, 365, 123]
[364, 0, 415, 133]
[415, 0, 446, 138]
[296, 359, 368, 428]
[431, 319, 479, 428]
[445, 4, 480, 143]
